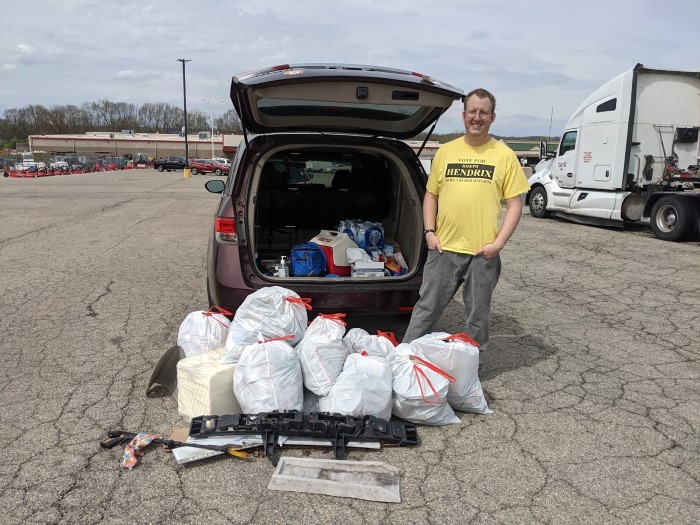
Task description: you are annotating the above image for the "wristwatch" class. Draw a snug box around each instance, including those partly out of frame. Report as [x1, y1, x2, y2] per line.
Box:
[423, 229, 435, 236]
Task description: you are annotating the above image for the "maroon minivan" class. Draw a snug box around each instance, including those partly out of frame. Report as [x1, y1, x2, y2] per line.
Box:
[205, 64, 463, 315]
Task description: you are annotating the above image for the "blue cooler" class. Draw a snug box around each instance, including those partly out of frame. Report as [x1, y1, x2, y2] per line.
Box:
[290, 242, 326, 276]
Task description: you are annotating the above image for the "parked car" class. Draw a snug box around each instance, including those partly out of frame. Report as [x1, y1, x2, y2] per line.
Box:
[190, 158, 229, 176]
[153, 156, 187, 171]
[50, 160, 69, 170]
[204, 63, 463, 314]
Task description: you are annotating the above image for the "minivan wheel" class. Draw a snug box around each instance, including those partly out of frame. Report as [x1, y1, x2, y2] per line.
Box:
[529, 186, 551, 218]
[191, 168, 198, 175]
[214, 168, 222, 176]
[157, 165, 164, 172]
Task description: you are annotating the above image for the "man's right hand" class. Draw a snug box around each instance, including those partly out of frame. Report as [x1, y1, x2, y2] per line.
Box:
[426, 232, 443, 253]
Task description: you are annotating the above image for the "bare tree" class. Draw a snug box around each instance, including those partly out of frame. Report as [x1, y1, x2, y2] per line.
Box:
[21, 105, 53, 133]
[187, 109, 209, 133]
[0, 99, 245, 143]
[42, 105, 90, 134]
[86, 99, 138, 131]
[139, 102, 178, 133]
[215, 109, 242, 134]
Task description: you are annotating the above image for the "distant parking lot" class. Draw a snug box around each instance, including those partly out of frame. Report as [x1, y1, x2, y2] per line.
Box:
[1, 170, 698, 524]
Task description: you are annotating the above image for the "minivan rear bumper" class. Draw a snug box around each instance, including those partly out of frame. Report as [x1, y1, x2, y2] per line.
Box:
[208, 241, 422, 315]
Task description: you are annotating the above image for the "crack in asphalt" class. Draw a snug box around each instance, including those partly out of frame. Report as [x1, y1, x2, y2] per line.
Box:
[85, 281, 115, 317]
[2, 180, 699, 524]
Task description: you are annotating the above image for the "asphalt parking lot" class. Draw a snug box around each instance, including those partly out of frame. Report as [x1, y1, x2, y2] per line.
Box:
[1, 169, 698, 524]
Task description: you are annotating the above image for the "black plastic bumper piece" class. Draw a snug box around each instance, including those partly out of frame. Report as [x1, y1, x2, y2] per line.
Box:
[189, 411, 419, 465]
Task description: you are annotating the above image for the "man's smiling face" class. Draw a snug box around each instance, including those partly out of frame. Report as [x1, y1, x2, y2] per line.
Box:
[462, 95, 496, 143]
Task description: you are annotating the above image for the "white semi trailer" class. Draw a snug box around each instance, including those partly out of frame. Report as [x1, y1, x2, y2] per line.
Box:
[527, 64, 700, 241]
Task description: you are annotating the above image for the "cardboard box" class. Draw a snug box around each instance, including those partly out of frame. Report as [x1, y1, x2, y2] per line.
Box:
[351, 261, 385, 278]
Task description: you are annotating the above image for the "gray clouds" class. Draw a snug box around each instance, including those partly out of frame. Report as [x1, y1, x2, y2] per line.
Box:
[1, 0, 697, 135]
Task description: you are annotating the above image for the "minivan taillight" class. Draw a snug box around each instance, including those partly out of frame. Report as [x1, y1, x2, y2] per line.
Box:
[215, 217, 238, 244]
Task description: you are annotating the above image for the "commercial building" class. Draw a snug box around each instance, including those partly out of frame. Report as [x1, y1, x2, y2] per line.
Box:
[28, 131, 548, 164]
[28, 131, 233, 160]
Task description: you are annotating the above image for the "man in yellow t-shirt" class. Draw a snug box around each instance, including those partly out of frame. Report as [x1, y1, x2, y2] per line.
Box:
[403, 88, 530, 371]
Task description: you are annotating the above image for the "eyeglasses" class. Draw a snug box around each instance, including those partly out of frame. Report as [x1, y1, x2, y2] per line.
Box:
[464, 110, 492, 118]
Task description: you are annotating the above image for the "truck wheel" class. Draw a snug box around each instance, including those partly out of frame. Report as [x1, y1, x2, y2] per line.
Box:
[157, 165, 164, 172]
[529, 186, 551, 218]
[191, 168, 198, 175]
[650, 195, 697, 241]
[214, 168, 222, 176]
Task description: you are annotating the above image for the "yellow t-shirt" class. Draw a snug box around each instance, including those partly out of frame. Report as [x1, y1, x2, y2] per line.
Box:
[426, 137, 530, 255]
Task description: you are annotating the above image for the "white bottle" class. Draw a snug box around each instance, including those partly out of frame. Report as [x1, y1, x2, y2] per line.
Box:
[278, 255, 289, 277]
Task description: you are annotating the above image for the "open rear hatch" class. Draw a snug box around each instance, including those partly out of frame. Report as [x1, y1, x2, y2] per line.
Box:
[230, 64, 464, 139]
[231, 65, 464, 284]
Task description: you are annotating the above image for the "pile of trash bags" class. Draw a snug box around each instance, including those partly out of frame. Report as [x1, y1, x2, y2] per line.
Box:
[175, 286, 490, 426]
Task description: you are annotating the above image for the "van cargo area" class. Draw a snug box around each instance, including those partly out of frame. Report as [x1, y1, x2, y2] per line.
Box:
[249, 145, 423, 280]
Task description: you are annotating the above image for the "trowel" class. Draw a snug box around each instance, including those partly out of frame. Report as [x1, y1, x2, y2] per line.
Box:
[146, 345, 185, 396]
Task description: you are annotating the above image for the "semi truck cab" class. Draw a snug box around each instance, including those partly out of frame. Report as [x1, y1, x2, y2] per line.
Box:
[528, 64, 700, 241]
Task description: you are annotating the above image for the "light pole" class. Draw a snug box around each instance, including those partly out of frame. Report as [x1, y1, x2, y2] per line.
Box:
[202, 98, 225, 158]
[177, 58, 191, 178]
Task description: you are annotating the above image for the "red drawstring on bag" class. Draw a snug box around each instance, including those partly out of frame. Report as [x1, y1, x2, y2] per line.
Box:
[202, 306, 232, 328]
[377, 330, 398, 346]
[286, 296, 313, 310]
[318, 313, 347, 326]
[258, 334, 295, 344]
[440, 332, 480, 348]
[413, 365, 441, 404]
[410, 354, 456, 404]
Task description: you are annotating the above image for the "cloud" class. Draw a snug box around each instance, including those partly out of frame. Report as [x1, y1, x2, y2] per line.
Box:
[17, 44, 36, 56]
[10, 43, 69, 67]
[112, 70, 163, 82]
[0, 0, 698, 136]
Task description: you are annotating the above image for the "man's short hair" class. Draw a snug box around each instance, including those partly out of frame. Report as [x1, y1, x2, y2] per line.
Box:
[464, 88, 496, 113]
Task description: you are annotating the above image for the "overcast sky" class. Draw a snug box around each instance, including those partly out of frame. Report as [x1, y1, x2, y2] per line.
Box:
[1, 0, 697, 137]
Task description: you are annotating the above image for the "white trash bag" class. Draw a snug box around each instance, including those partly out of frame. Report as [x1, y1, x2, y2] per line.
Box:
[342, 328, 369, 352]
[343, 329, 397, 358]
[387, 344, 460, 425]
[410, 332, 491, 414]
[319, 352, 393, 421]
[233, 334, 303, 413]
[297, 335, 349, 396]
[221, 286, 311, 363]
[303, 313, 348, 341]
[177, 306, 232, 357]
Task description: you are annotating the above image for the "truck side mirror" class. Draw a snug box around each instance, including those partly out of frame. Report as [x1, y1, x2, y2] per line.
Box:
[539, 140, 548, 159]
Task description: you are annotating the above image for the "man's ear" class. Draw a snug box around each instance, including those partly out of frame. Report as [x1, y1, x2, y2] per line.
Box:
[490, 112, 496, 123]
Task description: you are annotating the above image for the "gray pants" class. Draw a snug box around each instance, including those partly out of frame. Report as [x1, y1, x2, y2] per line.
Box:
[403, 249, 502, 365]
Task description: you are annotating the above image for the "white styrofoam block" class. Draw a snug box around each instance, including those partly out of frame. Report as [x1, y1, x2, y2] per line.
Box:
[177, 348, 242, 420]
[268, 457, 401, 502]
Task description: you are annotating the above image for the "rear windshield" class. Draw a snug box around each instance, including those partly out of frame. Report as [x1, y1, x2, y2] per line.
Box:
[262, 150, 388, 189]
[257, 98, 420, 122]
